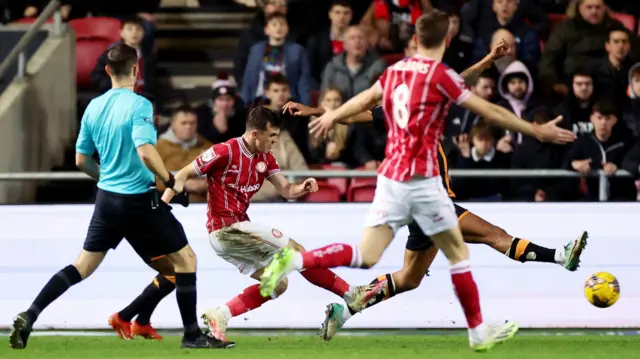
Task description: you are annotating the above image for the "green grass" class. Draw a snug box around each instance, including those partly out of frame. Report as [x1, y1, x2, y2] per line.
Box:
[2, 334, 640, 359]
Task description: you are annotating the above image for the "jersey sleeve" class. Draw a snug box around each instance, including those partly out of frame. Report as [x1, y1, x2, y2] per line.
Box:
[193, 144, 228, 176]
[266, 152, 281, 179]
[75, 111, 96, 155]
[435, 66, 472, 105]
[373, 0, 390, 20]
[131, 98, 157, 148]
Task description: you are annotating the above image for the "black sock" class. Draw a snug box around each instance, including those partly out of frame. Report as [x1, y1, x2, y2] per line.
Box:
[508, 238, 556, 263]
[27, 265, 82, 324]
[135, 275, 176, 325]
[175, 273, 201, 340]
[347, 273, 397, 315]
[118, 275, 176, 323]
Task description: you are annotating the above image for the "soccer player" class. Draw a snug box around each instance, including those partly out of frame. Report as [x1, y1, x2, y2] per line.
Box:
[9, 44, 232, 350]
[161, 106, 362, 342]
[259, 10, 576, 352]
[282, 101, 587, 341]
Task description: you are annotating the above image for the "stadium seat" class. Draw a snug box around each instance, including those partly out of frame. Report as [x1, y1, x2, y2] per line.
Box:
[610, 12, 636, 32]
[75, 39, 112, 89]
[320, 164, 348, 196]
[302, 183, 341, 202]
[351, 166, 377, 186]
[382, 53, 404, 66]
[12, 17, 54, 24]
[548, 13, 566, 27]
[69, 17, 121, 42]
[312, 90, 320, 107]
[348, 183, 376, 202]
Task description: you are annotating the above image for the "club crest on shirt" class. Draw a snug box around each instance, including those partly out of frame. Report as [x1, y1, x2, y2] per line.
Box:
[256, 162, 267, 173]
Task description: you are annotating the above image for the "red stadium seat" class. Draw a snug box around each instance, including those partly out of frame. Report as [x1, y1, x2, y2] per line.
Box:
[548, 13, 566, 27]
[348, 183, 376, 202]
[75, 39, 112, 89]
[69, 17, 121, 42]
[12, 17, 54, 24]
[319, 164, 348, 196]
[350, 166, 377, 186]
[610, 12, 636, 32]
[382, 53, 404, 66]
[303, 183, 341, 202]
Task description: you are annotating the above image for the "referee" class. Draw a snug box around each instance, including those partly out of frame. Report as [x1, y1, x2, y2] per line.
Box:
[9, 44, 233, 350]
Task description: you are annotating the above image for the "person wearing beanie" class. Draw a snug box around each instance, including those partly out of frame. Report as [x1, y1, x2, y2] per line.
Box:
[195, 73, 247, 144]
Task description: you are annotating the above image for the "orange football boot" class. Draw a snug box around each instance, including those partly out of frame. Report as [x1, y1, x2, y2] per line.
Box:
[108, 313, 133, 340]
[131, 321, 163, 340]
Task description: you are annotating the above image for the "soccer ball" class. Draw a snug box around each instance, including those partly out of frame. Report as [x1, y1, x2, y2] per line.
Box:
[584, 272, 620, 308]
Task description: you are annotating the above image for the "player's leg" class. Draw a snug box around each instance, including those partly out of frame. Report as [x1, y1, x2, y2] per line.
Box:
[259, 176, 407, 296]
[456, 205, 587, 271]
[412, 178, 517, 352]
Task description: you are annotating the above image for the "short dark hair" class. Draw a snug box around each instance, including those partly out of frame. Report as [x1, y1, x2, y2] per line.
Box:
[631, 66, 640, 79]
[173, 104, 195, 116]
[472, 69, 496, 85]
[265, 11, 287, 24]
[572, 68, 592, 79]
[106, 43, 138, 77]
[415, 10, 450, 48]
[246, 106, 282, 131]
[471, 119, 494, 140]
[607, 28, 629, 42]
[265, 73, 290, 90]
[120, 15, 145, 29]
[330, 0, 351, 10]
[592, 100, 618, 117]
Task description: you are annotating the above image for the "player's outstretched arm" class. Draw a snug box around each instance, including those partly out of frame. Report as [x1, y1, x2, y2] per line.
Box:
[284, 102, 374, 126]
[307, 87, 380, 137]
[460, 38, 510, 85]
[460, 94, 576, 144]
[74, 153, 100, 180]
[268, 173, 318, 200]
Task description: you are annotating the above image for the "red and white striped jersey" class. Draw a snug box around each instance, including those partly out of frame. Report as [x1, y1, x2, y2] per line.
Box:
[192, 137, 280, 232]
[377, 54, 471, 181]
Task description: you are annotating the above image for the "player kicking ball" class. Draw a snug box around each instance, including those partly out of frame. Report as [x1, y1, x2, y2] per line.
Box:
[282, 102, 587, 341]
[161, 106, 364, 341]
[259, 10, 576, 352]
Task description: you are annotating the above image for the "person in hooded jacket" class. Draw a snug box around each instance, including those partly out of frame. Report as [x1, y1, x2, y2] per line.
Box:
[621, 63, 640, 138]
[565, 100, 636, 201]
[554, 69, 597, 136]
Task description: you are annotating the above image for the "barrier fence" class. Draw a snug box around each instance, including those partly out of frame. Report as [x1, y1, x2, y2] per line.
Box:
[0, 169, 632, 201]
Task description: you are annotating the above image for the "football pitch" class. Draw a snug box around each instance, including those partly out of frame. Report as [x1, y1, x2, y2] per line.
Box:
[1, 330, 639, 359]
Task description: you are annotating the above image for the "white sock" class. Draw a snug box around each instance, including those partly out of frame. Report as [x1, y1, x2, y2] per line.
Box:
[349, 245, 363, 267]
[341, 305, 354, 322]
[554, 248, 565, 264]
[219, 305, 233, 321]
[342, 286, 356, 301]
[291, 251, 304, 270]
[468, 322, 488, 344]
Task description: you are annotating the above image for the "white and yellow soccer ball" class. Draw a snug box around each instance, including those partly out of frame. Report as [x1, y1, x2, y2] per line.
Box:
[584, 272, 620, 308]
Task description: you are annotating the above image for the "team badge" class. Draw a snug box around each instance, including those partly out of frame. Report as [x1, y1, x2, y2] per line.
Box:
[272, 229, 283, 238]
[256, 162, 267, 173]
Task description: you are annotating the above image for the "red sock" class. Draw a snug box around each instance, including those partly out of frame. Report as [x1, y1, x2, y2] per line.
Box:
[301, 243, 361, 269]
[450, 261, 483, 329]
[225, 284, 272, 317]
[300, 268, 350, 297]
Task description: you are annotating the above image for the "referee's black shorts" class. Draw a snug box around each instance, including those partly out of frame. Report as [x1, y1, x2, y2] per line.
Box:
[83, 189, 188, 262]
[405, 203, 470, 252]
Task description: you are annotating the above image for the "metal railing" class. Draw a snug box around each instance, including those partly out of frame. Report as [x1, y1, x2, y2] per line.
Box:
[0, 169, 631, 202]
[0, 0, 63, 82]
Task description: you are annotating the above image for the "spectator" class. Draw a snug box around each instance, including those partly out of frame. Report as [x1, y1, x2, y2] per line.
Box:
[565, 100, 636, 201]
[538, 0, 640, 98]
[461, 0, 550, 43]
[156, 106, 212, 203]
[307, 1, 353, 89]
[444, 70, 497, 140]
[321, 26, 387, 100]
[622, 63, 640, 137]
[361, 0, 429, 52]
[497, 60, 541, 146]
[308, 87, 349, 165]
[252, 129, 309, 202]
[470, 0, 541, 72]
[234, 0, 298, 87]
[489, 28, 517, 74]
[195, 74, 246, 144]
[511, 108, 573, 201]
[452, 120, 511, 201]
[442, 11, 473, 73]
[263, 74, 310, 161]
[241, 12, 311, 106]
[554, 70, 596, 136]
[589, 29, 634, 104]
[91, 16, 151, 95]
[17, 0, 75, 21]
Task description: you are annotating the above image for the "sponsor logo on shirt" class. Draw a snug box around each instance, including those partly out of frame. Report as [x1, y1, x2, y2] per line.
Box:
[239, 183, 261, 193]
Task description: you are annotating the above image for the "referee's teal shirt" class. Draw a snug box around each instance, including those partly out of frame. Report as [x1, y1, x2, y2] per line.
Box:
[75, 88, 156, 195]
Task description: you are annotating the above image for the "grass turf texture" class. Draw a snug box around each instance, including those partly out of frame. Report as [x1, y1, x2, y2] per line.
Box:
[1, 335, 639, 359]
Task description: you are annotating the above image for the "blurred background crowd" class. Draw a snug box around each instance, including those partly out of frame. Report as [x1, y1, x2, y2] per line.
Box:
[3, 0, 640, 204]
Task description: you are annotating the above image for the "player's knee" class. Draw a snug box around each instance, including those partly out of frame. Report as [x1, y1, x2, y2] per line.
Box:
[360, 255, 380, 269]
[168, 245, 197, 273]
[274, 277, 289, 297]
[149, 257, 175, 276]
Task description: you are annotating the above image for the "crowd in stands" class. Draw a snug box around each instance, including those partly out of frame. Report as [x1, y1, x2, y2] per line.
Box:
[5, 0, 640, 203]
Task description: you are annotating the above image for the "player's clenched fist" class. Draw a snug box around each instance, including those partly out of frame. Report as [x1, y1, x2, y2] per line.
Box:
[301, 178, 318, 194]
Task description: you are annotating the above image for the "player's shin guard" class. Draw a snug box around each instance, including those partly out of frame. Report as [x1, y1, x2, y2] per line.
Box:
[225, 284, 273, 317]
[507, 238, 556, 263]
[175, 273, 202, 340]
[300, 269, 351, 298]
[296, 244, 363, 270]
[450, 261, 485, 341]
[27, 265, 82, 324]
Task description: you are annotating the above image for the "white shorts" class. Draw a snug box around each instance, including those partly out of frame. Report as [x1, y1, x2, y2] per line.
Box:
[209, 221, 290, 276]
[364, 175, 458, 236]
